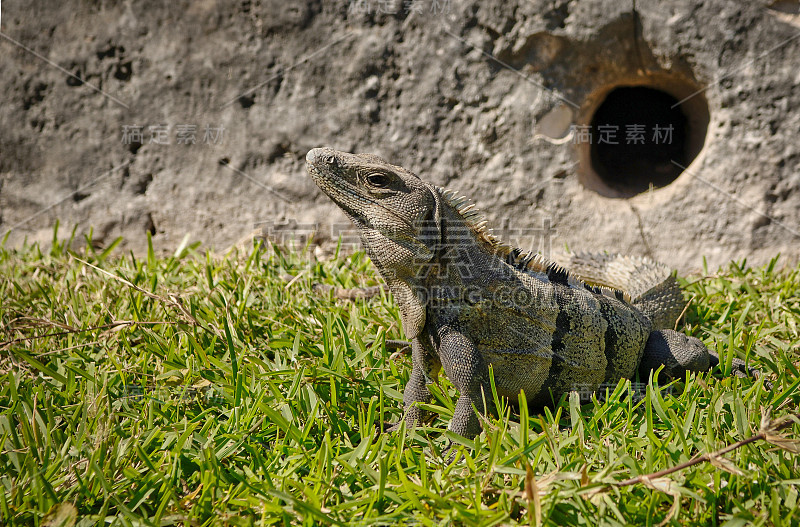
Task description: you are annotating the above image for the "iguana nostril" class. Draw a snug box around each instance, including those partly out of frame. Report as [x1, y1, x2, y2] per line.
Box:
[306, 148, 339, 168]
[306, 148, 321, 164]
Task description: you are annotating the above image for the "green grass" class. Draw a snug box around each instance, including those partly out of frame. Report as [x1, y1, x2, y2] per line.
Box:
[1, 227, 799, 526]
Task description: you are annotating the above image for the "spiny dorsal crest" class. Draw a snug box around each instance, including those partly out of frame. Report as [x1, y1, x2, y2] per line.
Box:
[436, 187, 631, 303]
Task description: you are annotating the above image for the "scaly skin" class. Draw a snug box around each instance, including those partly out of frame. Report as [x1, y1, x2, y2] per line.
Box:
[306, 147, 758, 439]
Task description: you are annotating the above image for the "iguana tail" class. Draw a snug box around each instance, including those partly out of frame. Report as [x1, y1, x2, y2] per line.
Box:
[562, 252, 685, 330]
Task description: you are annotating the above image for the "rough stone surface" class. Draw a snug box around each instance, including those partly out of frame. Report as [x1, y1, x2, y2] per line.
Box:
[1, 0, 798, 272]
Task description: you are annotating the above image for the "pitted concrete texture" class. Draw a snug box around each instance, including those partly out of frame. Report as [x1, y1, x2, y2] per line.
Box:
[1, 0, 798, 272]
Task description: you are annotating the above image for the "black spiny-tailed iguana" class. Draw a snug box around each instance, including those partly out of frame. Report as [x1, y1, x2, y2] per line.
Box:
[306, 147, 760, 439]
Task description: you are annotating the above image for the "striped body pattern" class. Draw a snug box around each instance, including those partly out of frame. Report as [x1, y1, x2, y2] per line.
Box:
[421, 188, 652, 408]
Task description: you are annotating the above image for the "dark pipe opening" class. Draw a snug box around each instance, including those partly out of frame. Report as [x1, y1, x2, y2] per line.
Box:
[586, 86, 705, 197]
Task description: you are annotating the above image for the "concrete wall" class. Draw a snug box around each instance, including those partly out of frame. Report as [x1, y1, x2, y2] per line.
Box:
[2, 0, 799, 272]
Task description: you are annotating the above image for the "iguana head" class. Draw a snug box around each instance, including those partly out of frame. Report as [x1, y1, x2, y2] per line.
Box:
[306, 147, 441, 262]
[307, 147, 442, 338]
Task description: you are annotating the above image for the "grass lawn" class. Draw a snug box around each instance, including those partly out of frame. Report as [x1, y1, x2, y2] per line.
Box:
[1, 228, 799, 526]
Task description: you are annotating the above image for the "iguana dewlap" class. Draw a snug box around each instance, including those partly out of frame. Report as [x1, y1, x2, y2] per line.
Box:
[306, 147, 756, 439]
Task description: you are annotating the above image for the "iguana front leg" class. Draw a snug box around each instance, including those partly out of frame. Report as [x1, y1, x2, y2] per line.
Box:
[388, 338, 440, 431]
[437, 326, 494, 439]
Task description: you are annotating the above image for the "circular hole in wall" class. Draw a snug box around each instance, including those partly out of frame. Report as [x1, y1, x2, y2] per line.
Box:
[578, 80, 709, 198]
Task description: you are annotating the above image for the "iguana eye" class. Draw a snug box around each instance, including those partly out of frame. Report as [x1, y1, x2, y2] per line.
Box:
[366, 173, 391, 188]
